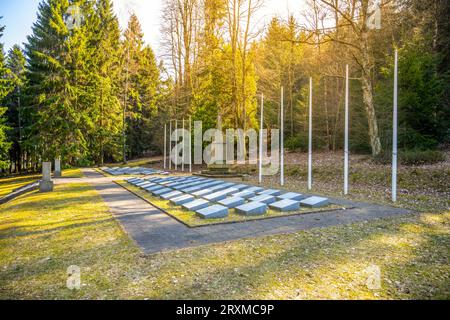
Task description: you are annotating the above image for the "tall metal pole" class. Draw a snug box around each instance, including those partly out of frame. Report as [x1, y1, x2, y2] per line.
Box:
[169, 120, 172, 170]
[392, 50, 398, 202]
[164, 123, 167, 170]
[182, 119, 185, 172]
[259, 93, 264, 184]
[280, 87, 285, 186]
[175, 120, 178, 171]
[308, 77, 313, 191]
[189, 116, 192, 173]
[344, 65, 349, 195]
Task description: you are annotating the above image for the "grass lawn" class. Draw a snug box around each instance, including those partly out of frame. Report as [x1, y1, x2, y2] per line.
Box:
[116, 180, 345, 227]
[0, 180, 448, 299]
[0, 169, 83, 198]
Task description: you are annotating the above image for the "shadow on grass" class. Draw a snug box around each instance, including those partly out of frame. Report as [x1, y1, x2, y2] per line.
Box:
[0, 217, 114, 240]
[141, 214, 449, 300]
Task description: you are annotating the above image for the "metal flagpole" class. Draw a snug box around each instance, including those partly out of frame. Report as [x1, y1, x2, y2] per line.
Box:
[175, 120, 178, 171]
[182, 119, 185, 172]
[164, 123, 167, 170]
[344, 65, 349, 195]
[281, 87, 285, 186]
[189, 116, 192, 173]
[169, 120, 172, 170]
[392, 49, 398, 202]
[308, 77, 313, 191]
[259, 93, 264, 184]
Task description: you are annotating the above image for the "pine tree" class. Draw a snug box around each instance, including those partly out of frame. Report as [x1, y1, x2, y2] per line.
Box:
[0, 18, 12, 169]
[122, 14, 160, 159]
[25, 0, 92, 163]
[5, 45, 26, 172]
[87, 0, 123, 164]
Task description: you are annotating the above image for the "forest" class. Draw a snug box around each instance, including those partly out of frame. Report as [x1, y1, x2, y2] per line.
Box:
[0, 0, 448, 172]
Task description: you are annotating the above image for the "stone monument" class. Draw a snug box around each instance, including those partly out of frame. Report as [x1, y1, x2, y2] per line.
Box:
[39, 162, 54, 192]
[197, 115, 242, 178]
[54, 159, 62, 178]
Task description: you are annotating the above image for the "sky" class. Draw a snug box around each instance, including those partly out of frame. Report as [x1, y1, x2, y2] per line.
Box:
[0, 0, 308, 56]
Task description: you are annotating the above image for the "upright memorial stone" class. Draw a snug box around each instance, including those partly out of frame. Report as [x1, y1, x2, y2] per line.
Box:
[39, 162, 54, 192]
[54, 159, 62, 178]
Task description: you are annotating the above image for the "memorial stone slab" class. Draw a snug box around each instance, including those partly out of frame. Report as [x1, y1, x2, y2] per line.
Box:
[258, 189, 282, 196]
[218, 197, 245, 208]
[182, 181, 221, 193]
[129, 180, 144, 186]
[191, 183, 234, 197]
[249, 194, 277, 204]
[235, 202, 267, 216]
[161, 190, 184, 200]
[54, 159, 61, 178]
[138, 182, 157, 189]
[300, 196, 329, 208]
[136, 181, 152, 187]
[269, 199, 300, 212]
[127, 178, 142, 184]
[232, 190, 256, 199]
[42, 162, 52, 181]
[203, 188, 239, 202]
[170, 194, 196, 206]
[277, 192, 306, 201]
[245, 186, 264, 194]
[151, 178, 167, 184]
[176, 181, 207, 191]
[182, 199, 211, 211]
[152, 188, 174, 196]
[40, 162, 54, 192]
[145, 185, 166, 193]
[196, 205, 229, 219]
[232, 184, 250, 191]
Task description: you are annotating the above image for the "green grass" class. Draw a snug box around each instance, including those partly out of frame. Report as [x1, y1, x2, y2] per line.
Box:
[0, 181, 449, 299]
[116, 180, 344, 227]
[62, 168, 84, 179]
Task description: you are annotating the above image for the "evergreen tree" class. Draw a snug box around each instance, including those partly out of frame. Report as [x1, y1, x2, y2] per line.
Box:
[376, 35, 449, 150]
[25, 0, 92, 163]
[87, 0, 123, 164]
[122, 14, 159, 159]
[0, 18, 12, 169]
[5, 45, 26, 172]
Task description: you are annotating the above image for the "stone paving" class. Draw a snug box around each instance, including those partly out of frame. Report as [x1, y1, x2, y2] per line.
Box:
[73, 169, 413, 254]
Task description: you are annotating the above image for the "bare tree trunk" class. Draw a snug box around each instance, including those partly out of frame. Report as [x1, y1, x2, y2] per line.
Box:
[361, 31, 381, 156]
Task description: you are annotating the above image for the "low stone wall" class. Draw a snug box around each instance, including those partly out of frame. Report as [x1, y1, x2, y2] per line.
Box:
[0, 181, 39, 205]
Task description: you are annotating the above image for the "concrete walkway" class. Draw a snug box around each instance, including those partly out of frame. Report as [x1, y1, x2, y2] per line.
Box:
[65, 169, 412, 254]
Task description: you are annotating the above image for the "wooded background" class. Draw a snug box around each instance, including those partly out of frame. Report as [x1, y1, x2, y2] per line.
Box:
[0, 0, 448, 171]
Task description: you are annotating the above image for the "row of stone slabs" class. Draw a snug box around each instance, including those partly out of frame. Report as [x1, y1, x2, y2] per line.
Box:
[102, 166, 167, 176]
[125, 176, 330, 220]
[126, 176, 330, 220]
